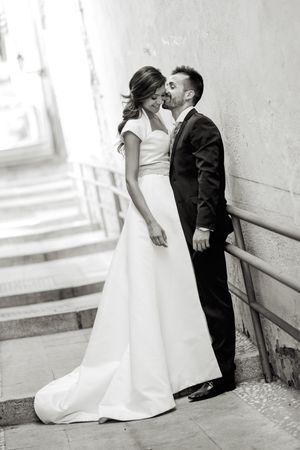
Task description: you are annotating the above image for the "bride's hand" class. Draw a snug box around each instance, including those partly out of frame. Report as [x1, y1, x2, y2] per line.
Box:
[147, 221, 168, 247]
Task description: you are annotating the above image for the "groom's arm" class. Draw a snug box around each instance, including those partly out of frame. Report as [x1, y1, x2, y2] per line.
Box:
[190, 115, 222, 231]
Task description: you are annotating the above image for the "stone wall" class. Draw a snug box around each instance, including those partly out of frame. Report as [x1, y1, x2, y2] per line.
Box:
[46, 0, 300, 386]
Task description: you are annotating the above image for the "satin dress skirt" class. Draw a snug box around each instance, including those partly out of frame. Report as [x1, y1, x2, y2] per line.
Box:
[34, 174, 221, 424]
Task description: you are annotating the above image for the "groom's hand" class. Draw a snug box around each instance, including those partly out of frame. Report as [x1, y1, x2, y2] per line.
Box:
[193, 228, 210, 252]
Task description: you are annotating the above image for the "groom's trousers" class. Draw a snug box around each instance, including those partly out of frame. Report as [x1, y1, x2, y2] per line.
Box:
[188, 239, 236, 379]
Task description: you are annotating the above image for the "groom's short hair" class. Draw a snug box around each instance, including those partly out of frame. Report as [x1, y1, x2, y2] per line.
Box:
[172, 66, 204, 105]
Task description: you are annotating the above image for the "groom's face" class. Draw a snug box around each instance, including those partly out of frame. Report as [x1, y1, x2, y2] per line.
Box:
[163, 73, 188, 110]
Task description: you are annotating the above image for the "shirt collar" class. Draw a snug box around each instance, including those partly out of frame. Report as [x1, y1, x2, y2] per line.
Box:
[175, 106, 194, 124]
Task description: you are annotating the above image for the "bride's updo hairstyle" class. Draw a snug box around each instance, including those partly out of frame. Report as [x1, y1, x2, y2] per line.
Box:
[118, 66, 166, 140]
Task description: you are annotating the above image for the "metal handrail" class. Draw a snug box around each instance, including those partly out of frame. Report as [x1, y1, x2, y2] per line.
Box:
[228, 283, 300, 341]
[69, 159, 300, 383]
[225, 243, 300, 293]
[227, 205, 300, 241]
[69, 159, 129, 234]
[68, 157, 124, 176]
[226, 206, 300, 382]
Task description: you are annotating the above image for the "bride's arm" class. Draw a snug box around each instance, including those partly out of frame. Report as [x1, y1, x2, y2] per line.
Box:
[124, 131, 167, 247]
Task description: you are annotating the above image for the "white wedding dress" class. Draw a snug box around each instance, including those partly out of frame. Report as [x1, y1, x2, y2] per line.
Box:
[34, 110, 221, 424]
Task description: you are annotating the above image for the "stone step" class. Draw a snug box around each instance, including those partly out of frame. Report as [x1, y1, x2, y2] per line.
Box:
[0, 221, 99, 244]
[0, 206, 88, 239]
[0, 206, 85, 232]
[0, 191, 79, 210]
[0, 178, 74, 200]
[0, 229, 106, 257]
[0, 281, 103, 310]
[0, 162, 69, 188]
[0, 194, 81, 220]
[0, 232, 117, 267]
[0, 251, 113, 308]
[0, 330, 263, 426]
[0, 294, 101, 340]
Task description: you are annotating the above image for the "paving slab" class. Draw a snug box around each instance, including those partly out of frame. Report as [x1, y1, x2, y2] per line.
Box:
[186, 389, 300, 449]
[0, 330, 263, 426]
[2, 391, 300, 450]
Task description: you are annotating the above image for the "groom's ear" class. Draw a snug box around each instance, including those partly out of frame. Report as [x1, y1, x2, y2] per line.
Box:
[185, 89, 195, 102]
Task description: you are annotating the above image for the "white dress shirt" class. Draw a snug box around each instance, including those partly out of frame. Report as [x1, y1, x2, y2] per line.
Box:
[174, 106, 194, 124]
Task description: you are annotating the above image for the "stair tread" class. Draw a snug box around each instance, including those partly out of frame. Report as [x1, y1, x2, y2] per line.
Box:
[0, 293, 101, 321]
[0, 179, 74, 199]
[0, 252, 113, 296]
[0, 221, 96, 242]
[0, 166, 69, 189]
[0, 191, 79, 209]
[0, 206, 83, 229]
[0, 230, 112, 257]
[0, 330, 259, 401]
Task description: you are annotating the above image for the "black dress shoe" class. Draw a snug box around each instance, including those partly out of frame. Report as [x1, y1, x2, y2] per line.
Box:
[188, 379, 236, 402]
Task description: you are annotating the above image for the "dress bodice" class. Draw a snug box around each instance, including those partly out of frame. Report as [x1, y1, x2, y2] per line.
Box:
[138, 130, 170, 176]
[120, 110, 170, 177]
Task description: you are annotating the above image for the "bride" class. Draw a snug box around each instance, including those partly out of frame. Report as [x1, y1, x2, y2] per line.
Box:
[34, 66, 221, 424]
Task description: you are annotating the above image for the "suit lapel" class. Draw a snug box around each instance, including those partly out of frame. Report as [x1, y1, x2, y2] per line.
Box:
[170, 108, 197, 167]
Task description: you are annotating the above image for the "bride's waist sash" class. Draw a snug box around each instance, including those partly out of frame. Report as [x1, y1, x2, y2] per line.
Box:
[138, 161, 170, 178]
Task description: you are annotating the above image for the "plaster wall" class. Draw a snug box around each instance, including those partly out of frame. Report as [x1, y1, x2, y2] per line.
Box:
[81, 0, 300, 386]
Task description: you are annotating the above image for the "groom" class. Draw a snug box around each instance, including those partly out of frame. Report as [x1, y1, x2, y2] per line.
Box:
[163, 66, 236, 401]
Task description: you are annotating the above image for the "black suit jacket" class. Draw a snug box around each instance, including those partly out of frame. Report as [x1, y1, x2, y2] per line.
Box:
[169, 108, 232, 244]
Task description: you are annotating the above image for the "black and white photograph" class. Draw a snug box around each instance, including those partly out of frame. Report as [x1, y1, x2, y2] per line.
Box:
[0, 1, 299, 449]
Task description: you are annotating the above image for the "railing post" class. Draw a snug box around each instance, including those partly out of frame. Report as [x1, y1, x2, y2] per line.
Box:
[108, 170, 124, 232]
[70, 161, 85, 217]
[79, 163, 93, 224]
[92, 167, 108, 237]
[231, 216, 273, 382]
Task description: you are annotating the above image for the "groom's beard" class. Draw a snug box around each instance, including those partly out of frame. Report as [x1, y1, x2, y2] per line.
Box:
[163, 95, 185, 110]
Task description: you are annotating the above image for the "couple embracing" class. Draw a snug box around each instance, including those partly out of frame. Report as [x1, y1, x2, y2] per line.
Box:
[34, 65, 236, 424]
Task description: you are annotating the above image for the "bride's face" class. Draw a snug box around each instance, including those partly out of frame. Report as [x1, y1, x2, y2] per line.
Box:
[142, 85, 166, 115]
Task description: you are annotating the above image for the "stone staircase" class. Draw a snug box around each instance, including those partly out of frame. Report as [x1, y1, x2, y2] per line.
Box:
[0, 163, 263, 427]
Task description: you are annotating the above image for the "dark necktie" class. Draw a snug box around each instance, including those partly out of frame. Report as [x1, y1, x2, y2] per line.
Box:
[169, 121, 182, 155]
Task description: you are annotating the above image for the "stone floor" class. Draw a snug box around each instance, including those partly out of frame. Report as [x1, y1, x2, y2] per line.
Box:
[235, 379, 300, 440]
[1, 382, 299, 450]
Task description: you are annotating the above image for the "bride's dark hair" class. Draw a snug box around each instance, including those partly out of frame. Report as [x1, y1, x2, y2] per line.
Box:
[117, 66, 166, 148]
